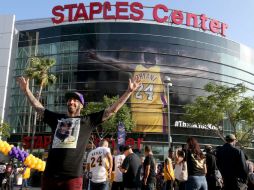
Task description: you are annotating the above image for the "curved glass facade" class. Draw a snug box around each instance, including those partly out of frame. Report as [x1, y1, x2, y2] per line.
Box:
[9, 22, 254, 160]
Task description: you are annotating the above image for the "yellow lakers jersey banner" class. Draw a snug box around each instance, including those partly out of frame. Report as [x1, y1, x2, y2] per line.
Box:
[131, 65, 165, 132]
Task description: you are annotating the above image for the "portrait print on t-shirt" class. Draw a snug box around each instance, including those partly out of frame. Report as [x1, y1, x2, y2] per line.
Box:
[52, 118, 80, 148]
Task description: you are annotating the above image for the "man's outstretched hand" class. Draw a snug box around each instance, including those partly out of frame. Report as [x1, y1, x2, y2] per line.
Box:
[16, 76, 29, 93]
[88, 51, 98, 60]
[128, 77, 141, 93]
[16, 76, 45, 114]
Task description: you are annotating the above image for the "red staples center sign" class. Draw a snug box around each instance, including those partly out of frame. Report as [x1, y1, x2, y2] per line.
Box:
[51, 2, 228, 37]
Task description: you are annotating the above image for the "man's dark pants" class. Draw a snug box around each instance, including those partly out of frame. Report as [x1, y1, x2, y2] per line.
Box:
[90, 181, 108, 190]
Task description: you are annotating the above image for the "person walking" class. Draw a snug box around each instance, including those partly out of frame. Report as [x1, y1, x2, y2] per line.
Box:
[204, 145, 222, 190]
[185, 137, 207, 190]
[16, 76, 140, 190]
[142, 146, 156, 190]
[119, 145, 141, 190]
[174, 149, 187, 190]
[163, 148, 175, 190]
[111, 146, 125, 190]
[216, 134, 248, 190]
[87, 139, 112, 190]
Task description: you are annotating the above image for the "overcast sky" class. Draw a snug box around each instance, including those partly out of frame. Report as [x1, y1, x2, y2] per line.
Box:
[1, 0, 254, 49]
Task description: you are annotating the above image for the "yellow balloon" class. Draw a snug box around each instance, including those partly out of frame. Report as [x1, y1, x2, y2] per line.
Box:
[30, 161, 35, 166]
[31, 158, 36, 163]
[36, 163, 41, 170]
[3, 150, 8, 156]
[6, 146, 11, 152]
[23, 168, 30, 179]
[39, 165, 45, 171]
[2, 147, 7, 153]
[34, 158, 39, 165]
[26, 156, 33, 163]
[41, 164, 46, 171]
[27, 160, 32, 166]
[25, 157, 31, 162]
[0, 142, 4, 149]
[24, 160, 28, 166]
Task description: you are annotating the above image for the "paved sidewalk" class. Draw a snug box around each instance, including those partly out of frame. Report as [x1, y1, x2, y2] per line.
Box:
[14, 186, 41, 190]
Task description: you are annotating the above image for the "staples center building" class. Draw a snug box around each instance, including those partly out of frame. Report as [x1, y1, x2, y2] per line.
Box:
[1, 2, 254, 160]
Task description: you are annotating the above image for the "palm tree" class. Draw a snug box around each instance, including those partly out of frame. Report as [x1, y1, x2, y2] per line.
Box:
[0, 119, 11, 139]
[25, 57, 57, 100]
[25, 57, 57, 152]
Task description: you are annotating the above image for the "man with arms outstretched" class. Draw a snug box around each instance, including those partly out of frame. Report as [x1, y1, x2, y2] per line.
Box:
[17, 76, 140, 190]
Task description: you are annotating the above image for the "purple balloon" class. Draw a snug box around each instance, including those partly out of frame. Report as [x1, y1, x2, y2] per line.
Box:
[7, 146, 31, 163]
[24, 152, 29, 157]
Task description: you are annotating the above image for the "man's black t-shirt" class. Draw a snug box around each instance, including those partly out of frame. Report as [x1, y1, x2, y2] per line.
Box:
[43, 109, 104, 178]
[122, 153, 141, 188]
[143, 154, 156, 184]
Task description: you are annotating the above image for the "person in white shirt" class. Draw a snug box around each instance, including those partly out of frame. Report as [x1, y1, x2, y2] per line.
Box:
[87, 140, 113, 190]
[174, 149, 187, 190]
[112, 145, 125, 190]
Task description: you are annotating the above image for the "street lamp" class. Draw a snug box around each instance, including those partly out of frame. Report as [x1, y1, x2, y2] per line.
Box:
[164, 76, 173, 149]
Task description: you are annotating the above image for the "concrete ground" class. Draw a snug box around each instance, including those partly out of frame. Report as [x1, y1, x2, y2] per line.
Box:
[13, 186, 41, 190]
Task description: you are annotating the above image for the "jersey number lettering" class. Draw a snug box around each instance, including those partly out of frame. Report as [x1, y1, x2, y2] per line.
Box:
[135, 84, 154, 101]
[91, 156, 103, 168]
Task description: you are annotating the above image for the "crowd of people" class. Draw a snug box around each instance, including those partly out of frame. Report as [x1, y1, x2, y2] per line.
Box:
[82, 134, 254, 190]
[0, 159, 31, 190]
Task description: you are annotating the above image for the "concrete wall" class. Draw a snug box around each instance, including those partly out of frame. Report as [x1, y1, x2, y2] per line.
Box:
[0, 15, 15, 121]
